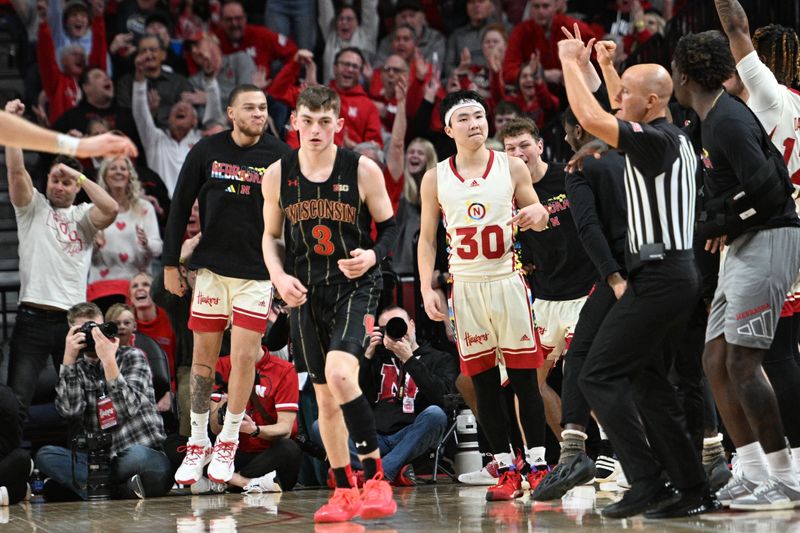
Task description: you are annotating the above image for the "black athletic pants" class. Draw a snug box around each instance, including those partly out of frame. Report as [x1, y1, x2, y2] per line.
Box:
[579, 255, 707, 492]
[235, 439, 303, 491]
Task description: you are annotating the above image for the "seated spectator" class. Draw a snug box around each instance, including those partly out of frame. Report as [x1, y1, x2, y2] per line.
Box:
[212, 0, 297, 80]
[0, 384, 31, 506]
[131, 49, 222, 197]
[4, 99, 118, 415]
[48, 0, 109, 73]
[490, 52, 559, 129]
[311, 306, 456, 485]
[444, 0, 506, 77]
[190, 346, 302, 494]
[117, 33, 193, 129]
[129, 272, 177, 395]
[87, 156, 162, 309]
[376, 0, 445, 67]
[186, 33, 255, 119]
[35, 302, 172, 500]
[503, 0, 596, 86]
[319, 0, 379, 83]
[286, 47, 382, 149]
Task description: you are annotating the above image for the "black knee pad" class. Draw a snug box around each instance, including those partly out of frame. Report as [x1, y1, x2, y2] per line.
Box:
[340, 394, 378, 455]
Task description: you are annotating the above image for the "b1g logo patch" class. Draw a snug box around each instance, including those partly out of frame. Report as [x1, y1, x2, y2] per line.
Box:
[467, 202, 486, 220]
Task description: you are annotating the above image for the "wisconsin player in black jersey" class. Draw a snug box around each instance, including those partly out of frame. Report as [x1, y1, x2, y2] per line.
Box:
[261, 86, 399, 523]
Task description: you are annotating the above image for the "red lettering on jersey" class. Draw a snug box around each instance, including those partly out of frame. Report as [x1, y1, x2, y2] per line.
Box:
[378, 363, 418, 402]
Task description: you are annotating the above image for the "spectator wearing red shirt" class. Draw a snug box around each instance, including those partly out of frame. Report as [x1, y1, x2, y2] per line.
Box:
[502, 0, 596, 86]
[207, 349, 302, 492]
[212, 0, 297, 80]
[490, 52, 559, 129]
[129, 272, 177, 386]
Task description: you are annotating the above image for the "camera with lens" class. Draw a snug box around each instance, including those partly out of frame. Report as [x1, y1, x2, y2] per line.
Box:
[78, 321, 118, 353]
[72, 431, 113, 501]
[375, 316, 408, 341]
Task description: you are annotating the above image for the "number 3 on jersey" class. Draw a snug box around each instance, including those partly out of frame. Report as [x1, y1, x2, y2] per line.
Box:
[312, 224, 334, 256]
[454, 224, 504, 260]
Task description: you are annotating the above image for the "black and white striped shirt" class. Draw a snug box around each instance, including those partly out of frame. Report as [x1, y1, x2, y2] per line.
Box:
[616, 118, 697, 254]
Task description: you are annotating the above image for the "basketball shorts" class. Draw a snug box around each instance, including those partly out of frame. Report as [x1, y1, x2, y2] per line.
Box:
[706, 227, 800, 349]
[448, 271, 543, 377]
[189, 269, 272, 333]
[290, 275, 382, 384]
[533, 296, 587, 361]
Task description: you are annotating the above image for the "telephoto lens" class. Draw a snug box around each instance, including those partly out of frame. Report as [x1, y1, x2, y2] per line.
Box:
[384, 316, 408, 341]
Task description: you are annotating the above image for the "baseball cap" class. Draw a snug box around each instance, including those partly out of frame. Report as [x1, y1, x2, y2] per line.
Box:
[394, 0, 422, 15]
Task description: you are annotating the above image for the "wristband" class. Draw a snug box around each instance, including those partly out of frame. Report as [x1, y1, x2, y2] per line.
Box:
[56, 133, 80, 157]
[250, 426, 261, 438]
[76, 174, 87, 188]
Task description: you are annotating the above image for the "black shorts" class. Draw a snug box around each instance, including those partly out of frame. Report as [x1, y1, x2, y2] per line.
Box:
[289, 275, 382, 384]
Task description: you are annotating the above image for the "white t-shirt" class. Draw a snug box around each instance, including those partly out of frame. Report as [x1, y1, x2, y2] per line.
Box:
[15, 192, 97, 309]
[737, 50, 800, 187]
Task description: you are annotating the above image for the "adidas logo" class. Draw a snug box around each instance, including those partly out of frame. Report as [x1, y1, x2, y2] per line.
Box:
[520, 334, 530, 342]
[470, 179, 480, 187]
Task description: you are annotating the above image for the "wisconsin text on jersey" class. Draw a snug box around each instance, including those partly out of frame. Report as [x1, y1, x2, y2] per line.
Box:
[284, 198, 358, 225]
[211, 160, 267, 196]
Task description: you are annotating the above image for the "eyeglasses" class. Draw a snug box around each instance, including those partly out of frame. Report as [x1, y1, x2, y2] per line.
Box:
[336, 60, 362, 70]
[383, 66, 407, 73]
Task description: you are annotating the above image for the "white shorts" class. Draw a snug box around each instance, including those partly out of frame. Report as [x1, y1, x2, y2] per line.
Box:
[533, 296, 587, 361]
[448, 271, 543, 377]
[189, 268, 273, 333]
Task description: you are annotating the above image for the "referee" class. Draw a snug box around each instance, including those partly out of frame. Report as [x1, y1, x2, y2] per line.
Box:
[558, 35, 718, 518]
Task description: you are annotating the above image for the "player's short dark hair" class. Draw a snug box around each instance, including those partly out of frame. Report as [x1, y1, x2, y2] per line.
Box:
[78, 65, 104, 89]
[137, 32, 165, 51]
[440, 90, 489, 127]
[227, 84, 264, 107]
[496, 116, 541, 143]
[51, 155, 83, 174]
[673, 31, 736, 92]
[563, 105, 579, 128]
[334, 46, 365, 68]
[67, 302, 103, 326]
[494, 100, 522, 117]
[296, 85, 341, 116]
[753, 24, 800, 87]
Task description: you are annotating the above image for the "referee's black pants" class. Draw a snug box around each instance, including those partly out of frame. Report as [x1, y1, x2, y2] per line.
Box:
[579, 255, 707, 492]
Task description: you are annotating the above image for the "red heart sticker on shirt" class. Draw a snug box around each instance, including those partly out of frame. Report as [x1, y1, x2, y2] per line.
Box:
[100, 268, 109, 278]
[119, 253, 129, 263]
[116, 221, 126, 230]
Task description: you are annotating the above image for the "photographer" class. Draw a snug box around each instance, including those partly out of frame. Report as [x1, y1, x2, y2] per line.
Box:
[312, 306, 458, 485]
[34, 303, 172, 501]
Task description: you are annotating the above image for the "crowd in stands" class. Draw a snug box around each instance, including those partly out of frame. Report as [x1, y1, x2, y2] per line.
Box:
[0, 0, 685, 503]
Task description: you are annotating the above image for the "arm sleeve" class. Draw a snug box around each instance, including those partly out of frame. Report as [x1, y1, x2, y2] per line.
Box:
[502, 23, 530, 85]
[202, 77, 226, 125]
[89, 14, 108, 72]
[162, 142, 207, 266]
[358, 357, 380, 404]
[55, 365, 87, 419]
[150, 269, 179, 311]
[403, 346, 457, 408]
[267, 59, 301, 107]
[714, 115, 769, 184]
[363, 102, 383, 147]
[565, 171, 622, 280]
[736, 50, 782, 123]
[273, 366, 299, 412]
[106, 349, 155, 420]
[36, 22, 59, 101]
[317, 0, 334, 40]
[360, 0, 379, 53]
[132, 79, 167, 156]
[140, 201, 163, 257]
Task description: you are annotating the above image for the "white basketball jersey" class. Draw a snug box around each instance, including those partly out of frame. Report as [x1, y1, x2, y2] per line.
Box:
[437, 150, 519, 279]
[738, 51, 800, 186]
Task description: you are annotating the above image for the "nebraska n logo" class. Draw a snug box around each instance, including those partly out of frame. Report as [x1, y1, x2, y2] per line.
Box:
[736, 309, 774, 338]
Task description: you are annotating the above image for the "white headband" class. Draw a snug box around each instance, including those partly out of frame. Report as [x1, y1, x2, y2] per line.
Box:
[444, 99, 484, 127]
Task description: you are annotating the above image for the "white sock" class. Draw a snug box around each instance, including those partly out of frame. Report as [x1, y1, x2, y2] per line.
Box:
[219, 409, 244, 442]
[792, 447, 800, 475]
[738, 441, 768, 482]
[189, 410, 210, 444]
[597, 424, 609, 442]
[766, 449, 799, 488]
[494, 451, 515, 469]
[525, 446, 547, 466]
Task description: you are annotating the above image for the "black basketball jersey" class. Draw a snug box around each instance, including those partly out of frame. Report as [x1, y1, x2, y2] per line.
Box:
[280, 148, 377, 286]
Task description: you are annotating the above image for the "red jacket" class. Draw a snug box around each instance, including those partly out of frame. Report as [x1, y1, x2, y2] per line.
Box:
[286, 81, 383, 149]
[368, 59, 444, 134]
[211, 24, 297, 78]
[503, 14, 596, 85]
[489, 70, 559, 129]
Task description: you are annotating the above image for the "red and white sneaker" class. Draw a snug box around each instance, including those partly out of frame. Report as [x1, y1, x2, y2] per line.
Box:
[207, 440, 238, 483]
[360, 473, 397, 519]
[526, 467, 550, 493]
[175, 441, 213, 485]
[486, 470, 524, 501]
[314, 487, 362, 523]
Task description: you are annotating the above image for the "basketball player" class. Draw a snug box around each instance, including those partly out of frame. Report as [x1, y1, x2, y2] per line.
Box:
[165, 85, 291, 486]
[261, 86, 399, 523]
[418, 89, 551, 501]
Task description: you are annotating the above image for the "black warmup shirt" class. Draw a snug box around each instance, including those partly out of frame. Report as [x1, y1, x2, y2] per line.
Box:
[565, 151, 628, 281]
[163, 130, 291, 279]
[700, 92, 800, 231]
[280, 148, 377, 286]
[616, 117, 697, 261]
[517, 162, 596, 300]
